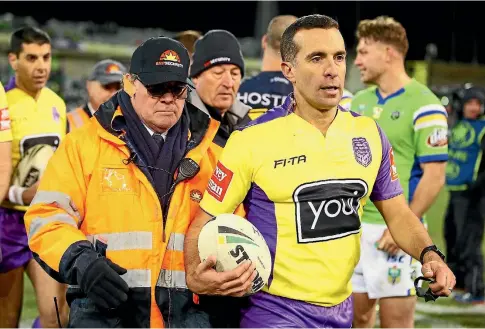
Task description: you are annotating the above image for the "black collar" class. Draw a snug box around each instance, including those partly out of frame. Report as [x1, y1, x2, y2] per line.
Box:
[82, 103, 93, 118]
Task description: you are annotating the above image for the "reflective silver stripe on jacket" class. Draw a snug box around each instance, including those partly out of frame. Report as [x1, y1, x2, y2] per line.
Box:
[28, 213, 78, 241]
[86, 232, 153, 251]
[68, 269, 151, 289]
[166, 232, 184, 252]
[69, 110, 85, 128]
[156, 269, 187, 289]
[30, 191, 81, 221]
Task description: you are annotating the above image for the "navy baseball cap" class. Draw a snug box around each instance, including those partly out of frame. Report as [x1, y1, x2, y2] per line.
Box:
[130, 37, 193, 87]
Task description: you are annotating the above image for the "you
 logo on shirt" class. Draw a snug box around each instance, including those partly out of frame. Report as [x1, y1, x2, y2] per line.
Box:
[293, 179, 368, 243]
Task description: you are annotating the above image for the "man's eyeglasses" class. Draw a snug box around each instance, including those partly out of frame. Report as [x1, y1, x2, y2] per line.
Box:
[145, 81, 189, 100]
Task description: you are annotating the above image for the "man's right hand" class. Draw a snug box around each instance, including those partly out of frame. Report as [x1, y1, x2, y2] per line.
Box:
[187, 255, 257, 297]
[79, 257, 129, 310]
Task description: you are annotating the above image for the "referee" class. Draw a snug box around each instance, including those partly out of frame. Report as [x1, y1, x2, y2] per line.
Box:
[184, 14, 456, 328]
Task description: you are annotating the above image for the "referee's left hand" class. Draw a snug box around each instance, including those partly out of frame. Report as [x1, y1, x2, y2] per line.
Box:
[421, 257, 456, 297]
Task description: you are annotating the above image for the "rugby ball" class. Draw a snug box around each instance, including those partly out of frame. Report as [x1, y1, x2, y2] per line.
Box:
[12, 144, 55, 188]
[198, 213, 272, 295]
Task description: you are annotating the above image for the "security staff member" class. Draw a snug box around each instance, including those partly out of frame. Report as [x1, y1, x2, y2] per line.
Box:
[67, 59, 126, 131]
[24, 37, 253, 327]
[445, 86, 485, 304]
[189, 29, 252, 147]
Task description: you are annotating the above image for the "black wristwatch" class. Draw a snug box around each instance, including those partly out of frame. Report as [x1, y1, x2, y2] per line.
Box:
[419, 245, 445, 264]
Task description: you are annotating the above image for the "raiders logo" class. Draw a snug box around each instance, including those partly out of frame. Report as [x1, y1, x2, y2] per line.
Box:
[426, 128, 448, 148]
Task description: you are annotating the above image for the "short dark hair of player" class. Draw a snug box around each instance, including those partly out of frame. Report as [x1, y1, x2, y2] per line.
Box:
[9, 26, 51, 56]
[265, 15, 298, 52]
[280, 14, 339, 63]
[173, 30, 202, 55]
[356, 16, 409, 57]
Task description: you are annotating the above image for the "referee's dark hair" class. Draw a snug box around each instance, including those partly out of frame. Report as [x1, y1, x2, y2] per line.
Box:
[10, 26, 51, 56]
[280, 14, 339, 63]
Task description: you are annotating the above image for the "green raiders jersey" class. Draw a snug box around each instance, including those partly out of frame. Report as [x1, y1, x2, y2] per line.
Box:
[351, 79, 448, 224]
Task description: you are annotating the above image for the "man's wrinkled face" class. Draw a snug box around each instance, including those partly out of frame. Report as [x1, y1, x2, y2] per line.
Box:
[193, 64, 242, 113]
[130, 76, 189, 133]
[87, 81, 121, 111]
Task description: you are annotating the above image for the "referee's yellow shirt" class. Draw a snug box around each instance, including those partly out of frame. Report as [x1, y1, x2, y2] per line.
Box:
[200, 94, 403, 307]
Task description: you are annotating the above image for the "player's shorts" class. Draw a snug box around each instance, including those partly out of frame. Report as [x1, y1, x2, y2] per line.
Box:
[240, 291, 353, 328]
[351, 222, 422, 299]
[0, 207, 32, 273]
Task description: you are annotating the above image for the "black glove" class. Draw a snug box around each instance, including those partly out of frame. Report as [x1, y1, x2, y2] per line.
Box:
[79, 257, 129, 310]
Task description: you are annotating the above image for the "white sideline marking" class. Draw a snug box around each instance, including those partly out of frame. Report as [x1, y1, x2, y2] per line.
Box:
[416, 302, 485, 315]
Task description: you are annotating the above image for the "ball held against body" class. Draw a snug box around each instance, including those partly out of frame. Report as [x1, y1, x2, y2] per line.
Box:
[198, 213, 272, 295]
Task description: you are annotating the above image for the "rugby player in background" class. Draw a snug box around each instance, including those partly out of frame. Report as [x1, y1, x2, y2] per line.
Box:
[351, 16, 448, 328]
[238, 14, 355, 119]
[185, 14, 455, 329]
[237, 15, 297, 119]
[174, 29, 202, 64]
[0, 26, 68, 328]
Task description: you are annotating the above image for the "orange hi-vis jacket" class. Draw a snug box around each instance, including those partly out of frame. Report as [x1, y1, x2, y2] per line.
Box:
[66, 104, 92, 132]
[24, 93, 228, 328]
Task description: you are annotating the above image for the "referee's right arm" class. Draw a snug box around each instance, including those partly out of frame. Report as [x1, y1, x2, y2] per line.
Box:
[185, 130, 255, 296]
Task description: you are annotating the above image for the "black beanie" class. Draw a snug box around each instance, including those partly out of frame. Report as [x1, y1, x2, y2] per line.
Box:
[190, 29, 245, 78]
[462, 87, 485, 104]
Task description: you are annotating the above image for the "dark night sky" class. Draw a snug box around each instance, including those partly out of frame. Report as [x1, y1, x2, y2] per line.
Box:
[3, 1, 484, 63]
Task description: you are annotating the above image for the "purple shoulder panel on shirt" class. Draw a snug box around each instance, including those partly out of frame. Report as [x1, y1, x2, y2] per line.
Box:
[338, 104, 361, 118]
[369, 122, 404, 202]
[237, 93, 293, 131]
[4, 76, 15, 92]
[349, 110, 361, 117]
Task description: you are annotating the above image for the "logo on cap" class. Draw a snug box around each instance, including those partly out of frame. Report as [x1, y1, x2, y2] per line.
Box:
[156, 50, 183, 68]
[105, 64, 122, 74]
[204, 57, 231, 67]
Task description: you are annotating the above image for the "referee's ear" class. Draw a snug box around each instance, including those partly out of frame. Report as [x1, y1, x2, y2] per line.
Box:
[281, 61, 295, 84]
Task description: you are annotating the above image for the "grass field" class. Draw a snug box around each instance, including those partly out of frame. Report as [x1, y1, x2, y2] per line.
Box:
[18, 189, 485, 327]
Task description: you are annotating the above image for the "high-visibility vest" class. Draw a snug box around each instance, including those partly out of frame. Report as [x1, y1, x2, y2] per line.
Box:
[66, 106, 91, 132]
[24, 96, 242, 327]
